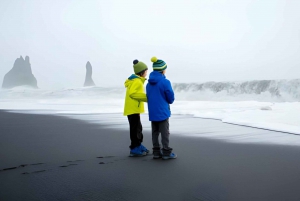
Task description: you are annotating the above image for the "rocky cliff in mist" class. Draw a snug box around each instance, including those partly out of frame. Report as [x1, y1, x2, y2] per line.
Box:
[84, 61, 95, 87]
[2, 56, 38, 89]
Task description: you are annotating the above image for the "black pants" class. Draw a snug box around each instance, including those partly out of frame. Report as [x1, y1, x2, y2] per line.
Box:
[127, 114, 143, 149]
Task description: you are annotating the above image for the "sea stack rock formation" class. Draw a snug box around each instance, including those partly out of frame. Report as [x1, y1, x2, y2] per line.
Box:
[84, 61, 96, 87]
[2, 56, 38, 89]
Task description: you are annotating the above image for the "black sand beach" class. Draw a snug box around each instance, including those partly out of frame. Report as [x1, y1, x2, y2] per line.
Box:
[1, 110, 300, 201]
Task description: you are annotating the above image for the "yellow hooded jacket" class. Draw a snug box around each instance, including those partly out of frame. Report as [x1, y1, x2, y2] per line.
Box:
[123, 74, 148, 116]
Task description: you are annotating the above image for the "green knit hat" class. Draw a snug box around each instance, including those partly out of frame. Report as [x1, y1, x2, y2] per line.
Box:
[151, 56, 167, 71]
[133, 59, 148, 74]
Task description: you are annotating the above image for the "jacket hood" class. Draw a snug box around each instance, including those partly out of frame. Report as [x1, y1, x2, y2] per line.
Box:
[148, 71, 165, 85]
[128, 74, 139, 80]
[124, 74, 146, 88]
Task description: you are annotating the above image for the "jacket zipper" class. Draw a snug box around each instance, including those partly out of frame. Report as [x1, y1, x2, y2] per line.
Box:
[138, 101, 140, 107]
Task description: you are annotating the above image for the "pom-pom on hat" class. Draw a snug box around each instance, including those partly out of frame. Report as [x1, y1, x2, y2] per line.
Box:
[133, 59, 148, 74]
[151, 56, 167, 71]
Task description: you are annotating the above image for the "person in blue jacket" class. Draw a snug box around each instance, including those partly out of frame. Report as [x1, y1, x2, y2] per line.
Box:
[146, 56, 177, 160]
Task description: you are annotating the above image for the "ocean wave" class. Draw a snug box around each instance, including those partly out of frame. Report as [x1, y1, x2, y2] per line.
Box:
[1, 79, 300, 102]
[173, 79, 300, 102]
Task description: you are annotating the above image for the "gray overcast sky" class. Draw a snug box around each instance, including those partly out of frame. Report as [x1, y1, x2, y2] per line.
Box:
[0, 0, 300, 89]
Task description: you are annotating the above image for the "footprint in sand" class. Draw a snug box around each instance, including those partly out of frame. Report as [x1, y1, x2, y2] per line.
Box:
[2, 167, 18, 171]
[96, 156, 115, 159]
[22, 170, 46, 174]
[97, 156, 118, 165]
[67, 160, 84, 162]
[30, 163, 44, 166]
[60, 164, 78, 168]
[1, 163, 44, 172]
[2, 155, 124, 173]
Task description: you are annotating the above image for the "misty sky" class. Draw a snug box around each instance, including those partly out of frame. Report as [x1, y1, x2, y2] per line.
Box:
[0, 0, 300, 89]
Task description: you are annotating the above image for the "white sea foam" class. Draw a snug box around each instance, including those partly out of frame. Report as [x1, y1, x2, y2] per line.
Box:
[1, 81, 300, 145]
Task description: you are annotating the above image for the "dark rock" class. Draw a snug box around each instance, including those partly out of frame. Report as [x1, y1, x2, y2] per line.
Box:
[2, 56, 38, 89]
[84, 61, 96, 87]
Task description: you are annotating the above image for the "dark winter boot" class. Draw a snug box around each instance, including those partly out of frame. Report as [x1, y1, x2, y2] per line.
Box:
[152, 147, 162, 159]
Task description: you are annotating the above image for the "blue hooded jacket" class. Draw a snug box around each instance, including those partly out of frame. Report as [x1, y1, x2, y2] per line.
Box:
[146, 71, 175, 121]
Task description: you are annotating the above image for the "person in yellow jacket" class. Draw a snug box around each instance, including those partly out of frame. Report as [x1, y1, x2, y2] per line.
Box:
[124, 59, 149, 157]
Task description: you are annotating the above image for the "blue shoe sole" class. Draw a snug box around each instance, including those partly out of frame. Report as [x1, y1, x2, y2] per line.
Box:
[162, 157, 177, 160]
[162, 155, 177, 160]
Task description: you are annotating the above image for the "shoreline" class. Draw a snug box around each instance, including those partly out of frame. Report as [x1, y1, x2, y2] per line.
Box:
[1, 110, 300, 201]
[5, 109, 300, 147]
